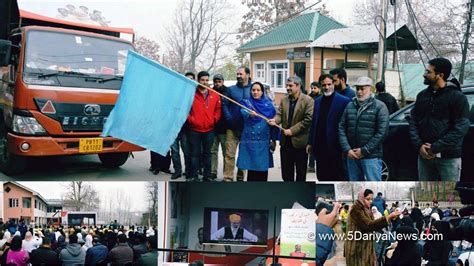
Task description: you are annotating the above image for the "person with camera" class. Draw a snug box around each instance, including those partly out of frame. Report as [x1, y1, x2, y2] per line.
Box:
[344, 189, 401, 266]
[316, 201, 341, 265]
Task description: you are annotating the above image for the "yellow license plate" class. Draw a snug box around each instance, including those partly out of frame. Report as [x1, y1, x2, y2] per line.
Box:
[79, 138, 103, 153]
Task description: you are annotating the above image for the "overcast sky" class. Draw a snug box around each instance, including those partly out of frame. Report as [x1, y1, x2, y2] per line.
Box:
[18, 182, 150, 212]
[18, 0, 356, 45]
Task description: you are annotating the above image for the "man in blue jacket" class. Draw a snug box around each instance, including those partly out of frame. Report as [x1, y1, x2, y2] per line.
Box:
[307, 74, 350, 181]
[222, 66, 252, 181]
[330, 68, 356, 99]
[317, 202, 341, 265]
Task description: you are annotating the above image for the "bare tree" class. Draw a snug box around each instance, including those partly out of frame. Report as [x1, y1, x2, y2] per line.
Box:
[459, 0, 473, 84]
[164, 0, 229, 73]
[352, 0, 472, 70]
[134, 36, 161, 62]
[63, 182, 100, 211]
[236, 0, 335, 43]
[146, 181, 159, 226]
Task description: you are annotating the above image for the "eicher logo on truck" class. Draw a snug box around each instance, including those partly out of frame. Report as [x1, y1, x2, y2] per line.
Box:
[84, 104, 101, 115]
[35, 99, 114, 131]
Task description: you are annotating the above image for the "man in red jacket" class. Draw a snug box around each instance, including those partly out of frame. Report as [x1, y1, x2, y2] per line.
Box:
[187, 71, 222, 181]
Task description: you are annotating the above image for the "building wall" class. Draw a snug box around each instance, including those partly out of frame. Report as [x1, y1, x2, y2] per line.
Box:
[33, 197, 48, 225]
[249, 47, 371, 105]
[3, 183, 34, 222]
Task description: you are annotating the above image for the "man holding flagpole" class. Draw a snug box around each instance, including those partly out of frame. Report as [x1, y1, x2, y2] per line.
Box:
[222, 67, 252, 182]
[187, 71, 222, 181]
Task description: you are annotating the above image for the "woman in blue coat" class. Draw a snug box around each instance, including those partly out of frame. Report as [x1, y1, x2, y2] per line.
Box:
[237, 82, 278, 181]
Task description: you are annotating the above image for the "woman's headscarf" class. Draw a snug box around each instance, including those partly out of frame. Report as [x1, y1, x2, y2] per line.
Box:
[240, 82, 276, 125]
[371, 206, 383, 219]
[24, 231, 33, 241]
[0, 231, 11, 248]
[84, 234, 93, 249]
[357, 189, 373, 217]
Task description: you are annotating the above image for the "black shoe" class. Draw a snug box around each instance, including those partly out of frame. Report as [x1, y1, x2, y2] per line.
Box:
[171, 173, 182, 179]
[148, 166, 154, 172]
[162, 169, 173, 174]
[152, 169, 160, 175]
[210, 173, 218, 180]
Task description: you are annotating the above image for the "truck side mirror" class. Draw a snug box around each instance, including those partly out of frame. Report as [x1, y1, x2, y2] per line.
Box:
[0, 40, 12, 67]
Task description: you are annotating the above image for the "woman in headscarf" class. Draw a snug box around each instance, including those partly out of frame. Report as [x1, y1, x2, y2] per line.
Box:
[0, 231, 11, 250]
[82, 234, 93, 252]
[236, 81, 278, 181]
[387, 225, 422, 266]
[21, 231, 41, 253]
[371, 206, 383, 220]
[344, 189, 400, 266]
[423, 220, 452, 265]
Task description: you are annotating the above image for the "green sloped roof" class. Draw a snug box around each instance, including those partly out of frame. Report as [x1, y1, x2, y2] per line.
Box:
[238, 12, 345, 51]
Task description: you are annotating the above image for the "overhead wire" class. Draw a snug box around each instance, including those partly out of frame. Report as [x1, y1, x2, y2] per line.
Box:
[404, 0, 428, 65]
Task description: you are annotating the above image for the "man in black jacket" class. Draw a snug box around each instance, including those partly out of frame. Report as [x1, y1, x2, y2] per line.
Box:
[210, 74, 227, 180]
[375, 81, 399, 114]
[30, 235, 61, 266]
[409, 58, 469, 181]
[338, 76, 389, 181]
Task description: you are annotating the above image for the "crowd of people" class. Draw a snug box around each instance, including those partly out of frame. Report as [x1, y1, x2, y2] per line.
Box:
[0, 218, 158, 265]
[316, 191, 473, 266]
[150, 57, 467, 181]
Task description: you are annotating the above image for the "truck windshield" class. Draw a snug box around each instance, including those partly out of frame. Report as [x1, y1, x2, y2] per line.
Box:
[23, 30, 133, 90]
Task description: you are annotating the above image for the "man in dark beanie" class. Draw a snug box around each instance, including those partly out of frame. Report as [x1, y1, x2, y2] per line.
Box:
[210, 73, 228, 180]
[375, 81, 399, 114]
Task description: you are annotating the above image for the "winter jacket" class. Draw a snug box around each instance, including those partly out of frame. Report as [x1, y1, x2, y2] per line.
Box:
[316, 223, 334, 265]
[187, 89, 222, 133]
[236, 109, 278, 171]
[372, 195, 386, 215]
[275, 93, 314, 149]
[85, 244, 108, 265]
[30, 246, 61, 266]
[222, 81, 252, 131]
[138, 251, 158, 266]
[213, 85, 228, 134]
[344, 200, 389, 266]
[409, 80, 469, 158]
[339, 96, 390, 158]
[59, 243, 86, 266]
[108, 243, 134, 265]
[308, 92, 350, 158]
[338, 84, 356, 99]
[376, 92, 400, 114]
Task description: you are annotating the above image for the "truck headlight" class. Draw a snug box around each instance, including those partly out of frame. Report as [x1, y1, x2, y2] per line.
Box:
[13, 114, 46, 135]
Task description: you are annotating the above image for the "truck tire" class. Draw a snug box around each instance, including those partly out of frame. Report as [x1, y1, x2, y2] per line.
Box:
[0, 126, 26, 175]
[98, 152, 129, 168]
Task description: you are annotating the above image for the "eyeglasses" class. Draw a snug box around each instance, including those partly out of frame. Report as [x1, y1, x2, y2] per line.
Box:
[355, 86, 369, 91]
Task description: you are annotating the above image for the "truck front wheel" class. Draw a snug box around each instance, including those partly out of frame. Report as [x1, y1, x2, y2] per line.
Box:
[98, 152, 129, 168]
[0, 128, 26, 175]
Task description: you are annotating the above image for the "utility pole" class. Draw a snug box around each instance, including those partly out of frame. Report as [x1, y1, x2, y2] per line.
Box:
[459, 0, 473, 84]
[377, 0, 388, 82]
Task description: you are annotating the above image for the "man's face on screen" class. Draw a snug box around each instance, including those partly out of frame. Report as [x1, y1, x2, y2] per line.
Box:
[231, 221, 240, 228]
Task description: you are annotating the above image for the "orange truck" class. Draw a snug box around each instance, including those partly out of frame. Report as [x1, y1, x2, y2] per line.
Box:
[0, 0, 143, 175]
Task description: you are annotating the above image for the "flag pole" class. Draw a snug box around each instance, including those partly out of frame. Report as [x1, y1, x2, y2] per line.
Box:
[196, 83, 286, 131]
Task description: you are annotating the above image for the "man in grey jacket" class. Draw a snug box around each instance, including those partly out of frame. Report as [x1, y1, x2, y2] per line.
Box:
[338, 76, 389, 181]
[59, 233, 86, 266]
